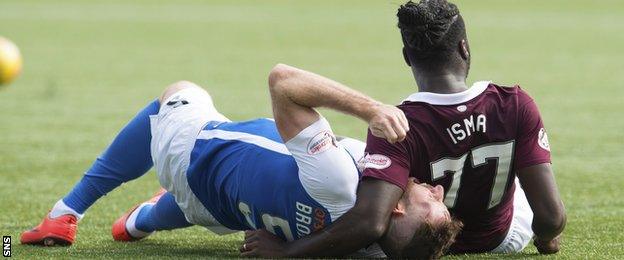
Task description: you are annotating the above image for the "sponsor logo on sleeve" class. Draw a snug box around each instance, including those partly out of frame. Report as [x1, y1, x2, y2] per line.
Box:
[307, 131, 337, 155]
[538, 128, 550, 152]
[363, 154, 392, 170]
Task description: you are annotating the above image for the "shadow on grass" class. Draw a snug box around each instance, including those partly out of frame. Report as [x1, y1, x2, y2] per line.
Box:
[17, 242, 551, 259]
[15, 238, 243, 258]
[448, 252, 546, 259]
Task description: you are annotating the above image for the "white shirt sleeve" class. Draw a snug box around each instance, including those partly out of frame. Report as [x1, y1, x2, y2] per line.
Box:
[284, 117, 360, 221]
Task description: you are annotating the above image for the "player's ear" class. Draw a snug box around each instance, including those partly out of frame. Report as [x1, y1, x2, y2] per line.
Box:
[393, 202, 406, 215]
[402, 47, 411, 67]
[459, 39, 469, 61]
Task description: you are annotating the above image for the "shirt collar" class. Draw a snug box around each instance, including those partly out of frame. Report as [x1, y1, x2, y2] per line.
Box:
[403, 81, 491, 105]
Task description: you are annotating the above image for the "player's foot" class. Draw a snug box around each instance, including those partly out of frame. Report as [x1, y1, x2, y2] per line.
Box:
[20, 213, 78, 246]
[112, 188, 166, 242]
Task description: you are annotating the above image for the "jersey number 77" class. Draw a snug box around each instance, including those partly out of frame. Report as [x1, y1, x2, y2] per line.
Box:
[430, 141, 515, 209]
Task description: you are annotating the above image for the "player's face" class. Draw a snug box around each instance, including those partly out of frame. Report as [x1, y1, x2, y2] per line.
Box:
[403, 177, 450, 224]
[377, 179, 451, 255]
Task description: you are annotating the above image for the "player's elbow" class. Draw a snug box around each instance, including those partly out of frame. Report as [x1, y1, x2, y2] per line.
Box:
[368, 221, 389, 239]
[268, 63, 294, 91]
[347, 219, 387, 244]
[534, 205, 567, 236]
[342, 206, 389, 242]
[534, 217, 566, 238]
[359, 213, 390, 240]
[547, 210, 566, 233]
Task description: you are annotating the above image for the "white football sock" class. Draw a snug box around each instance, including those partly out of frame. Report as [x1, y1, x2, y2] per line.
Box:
[49, 200, 85, 220]
[125, 203, 154, 239]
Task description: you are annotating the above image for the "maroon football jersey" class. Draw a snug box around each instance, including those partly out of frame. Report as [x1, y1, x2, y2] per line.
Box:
[362, 81, 551, 253]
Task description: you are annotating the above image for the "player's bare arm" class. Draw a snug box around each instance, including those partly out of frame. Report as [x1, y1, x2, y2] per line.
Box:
[240, 64, 407, 257]
[518, 163, 566, 254]
[267, 63, 408, 143]
[243, 178, 403, 257]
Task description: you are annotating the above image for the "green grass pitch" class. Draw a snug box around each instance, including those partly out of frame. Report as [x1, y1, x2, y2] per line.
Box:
[1, 0, 623, 258]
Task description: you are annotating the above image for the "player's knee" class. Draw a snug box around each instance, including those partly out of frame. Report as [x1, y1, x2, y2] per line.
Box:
[159, 80, 201, 103]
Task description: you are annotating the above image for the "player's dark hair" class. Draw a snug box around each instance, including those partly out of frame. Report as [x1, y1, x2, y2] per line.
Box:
[397, 0, 468, 72]
[402, 218, 463, 259]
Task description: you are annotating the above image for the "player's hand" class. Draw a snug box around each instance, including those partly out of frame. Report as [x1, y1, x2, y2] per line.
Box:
[240, 229, 290, 257]
[367, 104, 409, 144]
[534, 236, 561, 254]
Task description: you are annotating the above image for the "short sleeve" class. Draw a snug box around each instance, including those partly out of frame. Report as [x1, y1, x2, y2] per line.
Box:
[285, 117, 360, 221]
[361, 130, 410, 191]
[514, 91, 551, 171]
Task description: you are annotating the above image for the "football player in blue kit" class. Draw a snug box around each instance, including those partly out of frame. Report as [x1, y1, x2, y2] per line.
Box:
[22, 64, 456, 257]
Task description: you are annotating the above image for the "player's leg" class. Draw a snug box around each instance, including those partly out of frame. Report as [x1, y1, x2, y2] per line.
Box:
[58, 80, 215, 218]
[112, 191, 192, 241]
[135, 192, 192, 232]
[21, 97, 161, 246]
[490, 179, 534, 253]
[61, 99, 160, 216]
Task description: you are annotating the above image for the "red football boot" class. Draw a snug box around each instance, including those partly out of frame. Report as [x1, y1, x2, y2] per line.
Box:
[112, 188, 167, 242]
[20, 213, 78, 246]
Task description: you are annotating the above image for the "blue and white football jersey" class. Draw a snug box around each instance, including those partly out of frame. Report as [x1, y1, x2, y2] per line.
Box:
[186, 118, 359, 241]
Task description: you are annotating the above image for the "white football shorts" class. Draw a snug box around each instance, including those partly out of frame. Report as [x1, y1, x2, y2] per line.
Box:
[149, 86, 234, 234]
[490, 179, 534, 253]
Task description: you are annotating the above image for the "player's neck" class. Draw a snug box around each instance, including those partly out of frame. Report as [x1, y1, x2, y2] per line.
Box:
[413, 71, 468, 94]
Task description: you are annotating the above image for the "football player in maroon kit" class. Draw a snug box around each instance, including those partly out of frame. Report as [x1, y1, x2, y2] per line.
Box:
[242, 0, 566, 258]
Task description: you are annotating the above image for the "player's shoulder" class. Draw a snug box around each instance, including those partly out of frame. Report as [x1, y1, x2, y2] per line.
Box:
[486, 82, 535, 104]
